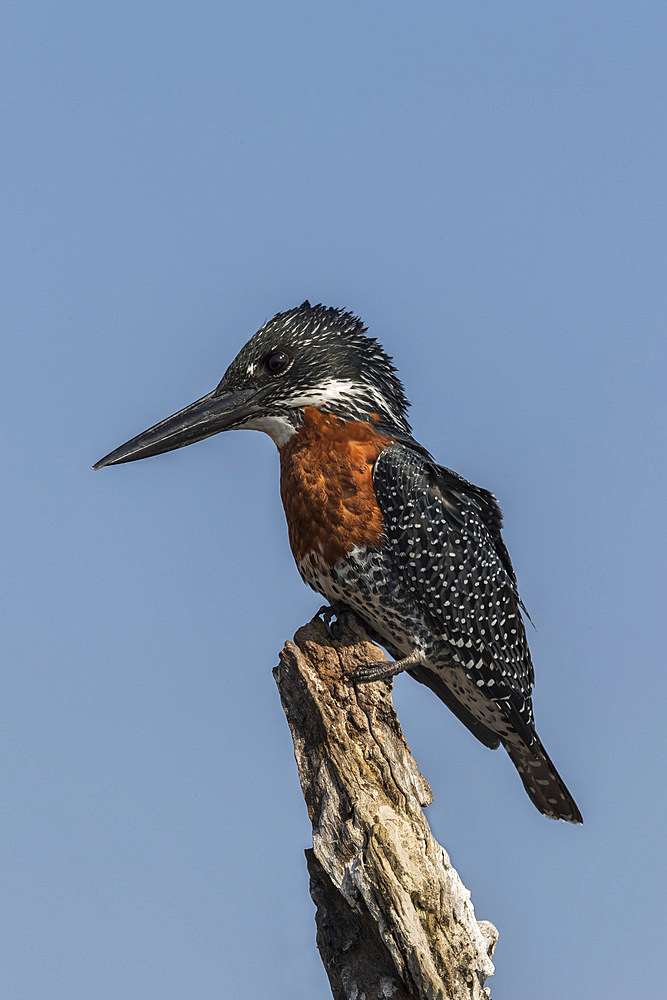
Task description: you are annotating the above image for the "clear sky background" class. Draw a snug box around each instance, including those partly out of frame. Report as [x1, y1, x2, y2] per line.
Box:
[2, 2, 665, 997]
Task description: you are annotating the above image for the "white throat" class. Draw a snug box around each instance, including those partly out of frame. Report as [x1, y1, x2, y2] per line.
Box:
[238, 414, 296, 447]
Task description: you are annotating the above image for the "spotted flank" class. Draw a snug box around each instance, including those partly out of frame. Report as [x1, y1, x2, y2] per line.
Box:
[371, 443, 581, 823]
[372, 444, 535, 719]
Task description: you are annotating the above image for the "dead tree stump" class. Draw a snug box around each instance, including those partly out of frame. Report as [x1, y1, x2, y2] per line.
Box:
[273, 612, 498, 1000]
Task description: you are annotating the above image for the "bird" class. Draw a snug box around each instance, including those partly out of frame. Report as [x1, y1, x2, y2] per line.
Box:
[94, 301, 582, 823]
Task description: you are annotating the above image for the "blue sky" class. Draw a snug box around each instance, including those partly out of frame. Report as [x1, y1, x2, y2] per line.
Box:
[2, 2, 665, 997]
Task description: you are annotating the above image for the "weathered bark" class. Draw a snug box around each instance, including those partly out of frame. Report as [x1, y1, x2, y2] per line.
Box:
[273, 612, 498, 1000]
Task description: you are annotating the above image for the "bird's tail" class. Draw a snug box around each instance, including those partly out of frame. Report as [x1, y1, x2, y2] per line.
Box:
[504, 734, 582, 824]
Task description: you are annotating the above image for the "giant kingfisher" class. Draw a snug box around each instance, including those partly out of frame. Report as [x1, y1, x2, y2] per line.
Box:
[94, 301, 582, 823]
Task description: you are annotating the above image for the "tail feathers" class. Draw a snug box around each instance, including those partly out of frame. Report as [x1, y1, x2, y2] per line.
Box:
[505, 734, 582, 824]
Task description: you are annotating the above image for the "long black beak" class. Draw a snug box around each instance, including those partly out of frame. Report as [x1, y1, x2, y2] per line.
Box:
[93, 386, 262, 470]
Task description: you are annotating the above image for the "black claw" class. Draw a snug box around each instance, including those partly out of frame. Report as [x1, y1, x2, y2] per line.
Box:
[314, 604, 338, 634]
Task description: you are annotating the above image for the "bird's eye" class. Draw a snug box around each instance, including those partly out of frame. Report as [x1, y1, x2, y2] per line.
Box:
[265, 351, 290, 375]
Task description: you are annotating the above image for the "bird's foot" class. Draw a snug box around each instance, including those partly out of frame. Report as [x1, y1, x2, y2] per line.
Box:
[345, 649, 423, 684]
[314, 604, 338, 634]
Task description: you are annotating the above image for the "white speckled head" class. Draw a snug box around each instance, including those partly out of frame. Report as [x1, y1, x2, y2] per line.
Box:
[217, 302, 413, 441]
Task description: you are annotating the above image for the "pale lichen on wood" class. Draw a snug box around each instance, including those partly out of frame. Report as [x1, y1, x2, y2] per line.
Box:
[273, 612, 498, 1000]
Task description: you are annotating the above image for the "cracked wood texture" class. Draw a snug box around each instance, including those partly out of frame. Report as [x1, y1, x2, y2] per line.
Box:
[273, 613, 498, 1000]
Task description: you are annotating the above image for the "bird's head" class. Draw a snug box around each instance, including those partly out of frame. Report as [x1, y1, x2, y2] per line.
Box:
[93, 302, 412, 469]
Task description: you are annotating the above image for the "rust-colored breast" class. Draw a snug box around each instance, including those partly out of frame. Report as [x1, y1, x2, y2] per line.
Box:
[279, 407, 394, 569]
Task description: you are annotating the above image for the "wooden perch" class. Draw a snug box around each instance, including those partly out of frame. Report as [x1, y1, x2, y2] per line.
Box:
[273, 612, 498, 1000]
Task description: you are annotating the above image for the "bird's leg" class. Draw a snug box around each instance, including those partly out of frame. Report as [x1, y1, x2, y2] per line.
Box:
[346, 649, 424, 684]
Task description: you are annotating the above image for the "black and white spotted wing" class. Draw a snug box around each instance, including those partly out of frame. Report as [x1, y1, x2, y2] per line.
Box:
[372, 442, 535, 734]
